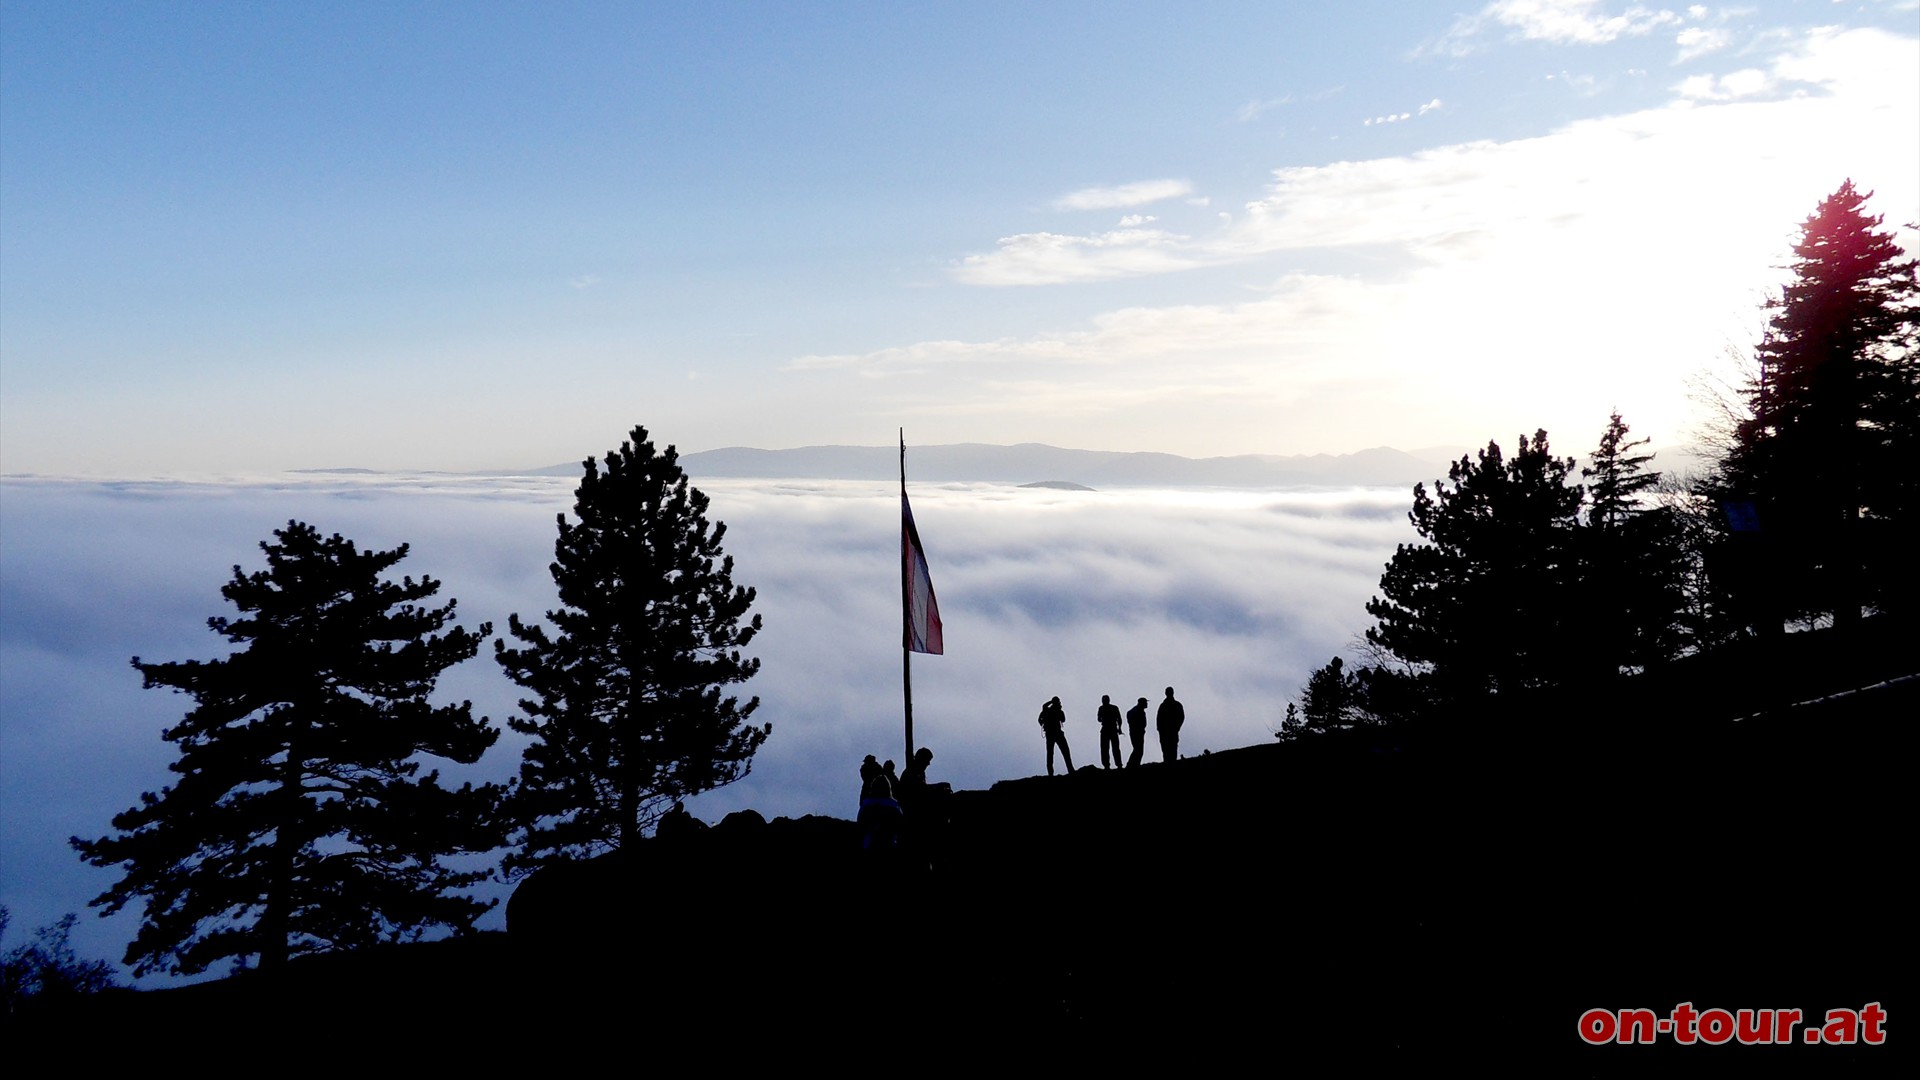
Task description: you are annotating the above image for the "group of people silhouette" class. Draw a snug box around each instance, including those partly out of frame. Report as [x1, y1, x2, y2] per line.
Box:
[855, 687, 1187, 853]
[856, 747, 950, 854]
[1037, 686, 1184, 775]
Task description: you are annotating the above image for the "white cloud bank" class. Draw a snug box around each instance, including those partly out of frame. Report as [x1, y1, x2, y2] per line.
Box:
[1674, 67, 1772, 100]
[0, 472, 1416, 984]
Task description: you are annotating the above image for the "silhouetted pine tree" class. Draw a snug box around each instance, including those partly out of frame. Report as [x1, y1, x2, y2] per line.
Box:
[1364, 431, 1584, 704]
[70, 523, 501, 976]
[1275, 702, 1302, 740]
[1298, 656, 1363, 734]
[497, 425, 767, 874]
[1718, 180, 1919, 625]
[1579, 413, 1691, 675]
[1583, 411, 1659, 531]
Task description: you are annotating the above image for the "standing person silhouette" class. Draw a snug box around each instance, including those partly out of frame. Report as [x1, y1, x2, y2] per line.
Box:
[1156, 687, 1184, 764]
[858, 754, 903, 851]
[1096, 695, 1124, 769]
[1126, 697, 1149, 768]
[899, 747, 932, 801]
[1038, 696, 1074, 776]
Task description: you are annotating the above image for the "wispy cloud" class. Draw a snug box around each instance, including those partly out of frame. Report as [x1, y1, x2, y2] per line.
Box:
[1365, 100, 1442, 126]
[1428, 1, 1687, 56]
[1235, 95, 1294, 123]
[789, 274, 1385, 375]
[799, 27, 1914, 458]
[1237, 87, 1346, 122]
[1051, 179, 1196, 211]
[951, 228, 1201, 286]
[1550, 70, 1607, 96]
[945, 27, 1910, 290]
[1674, 25, 1731, 60]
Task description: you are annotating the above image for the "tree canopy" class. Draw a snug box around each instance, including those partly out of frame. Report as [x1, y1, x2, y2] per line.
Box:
[1, 907, 118, 1008]
[1364, 430, 1584, 703]
[1305, 418, 1694, 732]
[71, 523, 501, 976]
[497, 425, 768, 873]
[1280, 653, 1417, 738]
[1718, 180, 1920, 625]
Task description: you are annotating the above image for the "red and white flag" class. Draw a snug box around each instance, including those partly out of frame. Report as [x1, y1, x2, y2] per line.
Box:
[902, 492, 943, 654]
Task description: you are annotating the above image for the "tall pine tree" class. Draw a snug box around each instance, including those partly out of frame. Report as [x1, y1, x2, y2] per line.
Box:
[1720, 180, 1919, 625]
[497, 425, 767, 874]
[71, 523, 501, 976]
[1583, 411, 1660, 531]
[1580, 413, 1690, 675]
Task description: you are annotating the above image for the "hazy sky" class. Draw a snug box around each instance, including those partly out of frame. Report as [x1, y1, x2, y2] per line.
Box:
[3, 1, 1916, 475]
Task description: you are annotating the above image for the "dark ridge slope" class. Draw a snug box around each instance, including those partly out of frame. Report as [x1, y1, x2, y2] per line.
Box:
[26, 619, 1909, 1070]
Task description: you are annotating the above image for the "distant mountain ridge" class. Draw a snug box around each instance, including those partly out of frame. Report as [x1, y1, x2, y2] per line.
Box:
[517, 442, 1469, 489]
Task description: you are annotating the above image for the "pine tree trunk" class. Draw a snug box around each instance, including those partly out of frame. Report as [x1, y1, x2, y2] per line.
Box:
[619, 702, 639, 850]
[260, 747, 302, 972]
[1835, 503, 1862, 626]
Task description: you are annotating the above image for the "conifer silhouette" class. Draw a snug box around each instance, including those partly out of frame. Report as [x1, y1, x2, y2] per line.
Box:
[496, 425, 767, 873]
[1579, 413, 1690, 676]
[1718, 180, 1919, 625]
[71, 523, 501, 975]
[1364, 431, 1583, 702]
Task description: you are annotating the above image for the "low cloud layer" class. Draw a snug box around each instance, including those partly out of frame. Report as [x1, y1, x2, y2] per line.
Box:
[0, 473, 1416, 982]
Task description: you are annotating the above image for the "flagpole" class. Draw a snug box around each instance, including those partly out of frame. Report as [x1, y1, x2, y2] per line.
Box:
[900, 428, 914, 764]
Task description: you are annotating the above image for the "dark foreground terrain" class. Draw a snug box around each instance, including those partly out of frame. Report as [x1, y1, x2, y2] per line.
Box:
[23, 620, 1910, 1070]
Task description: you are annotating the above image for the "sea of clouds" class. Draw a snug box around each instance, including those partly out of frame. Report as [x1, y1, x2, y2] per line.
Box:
[0, 471, 1417, 982]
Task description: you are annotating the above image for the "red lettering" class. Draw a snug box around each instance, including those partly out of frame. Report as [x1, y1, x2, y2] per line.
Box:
[1619, 1008, 1658, 1044]
[1578, 1008, 1615, 1045]
[1861, 1002, 1886, 1045]
[1671, 1001, 1698, 1044]
[1698, 1008, 1735, 1044]
[1570, 1002, 1869, 1049]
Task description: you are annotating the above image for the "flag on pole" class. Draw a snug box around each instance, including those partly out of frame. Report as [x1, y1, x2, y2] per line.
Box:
[902, 491, 944, 654]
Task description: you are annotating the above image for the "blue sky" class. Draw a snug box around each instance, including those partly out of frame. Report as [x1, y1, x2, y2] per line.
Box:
[4, 1, 1915, 474]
